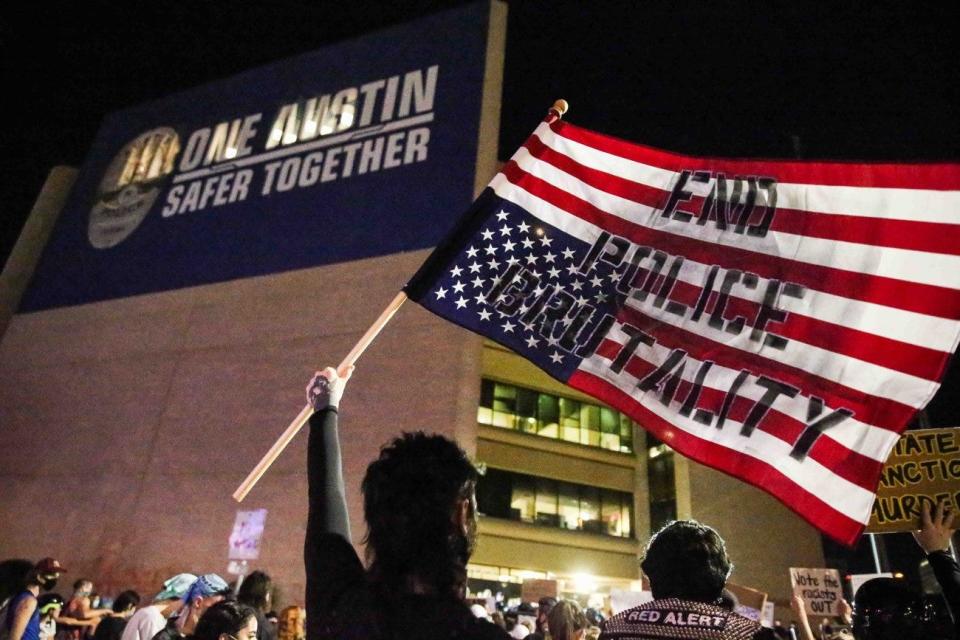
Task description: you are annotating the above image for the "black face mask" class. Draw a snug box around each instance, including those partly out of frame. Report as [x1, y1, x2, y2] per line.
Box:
[38, 577, 58, 591]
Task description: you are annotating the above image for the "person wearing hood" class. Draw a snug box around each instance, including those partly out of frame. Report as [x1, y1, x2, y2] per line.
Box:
[120, 575, 195, 640]
[151, 575, 230, 640]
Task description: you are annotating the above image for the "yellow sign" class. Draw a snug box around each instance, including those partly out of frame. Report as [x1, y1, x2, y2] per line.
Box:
[867, 428, 960, 534]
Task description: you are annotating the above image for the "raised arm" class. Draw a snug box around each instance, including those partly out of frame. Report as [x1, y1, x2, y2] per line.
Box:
[913, 501, 959, 623]
[306, 366, 353, 541]
[303, 366, 366, 640]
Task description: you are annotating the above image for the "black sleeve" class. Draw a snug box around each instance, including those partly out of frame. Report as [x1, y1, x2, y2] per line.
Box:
[927, 550, 960, 625]
[304, 407, 366, 640]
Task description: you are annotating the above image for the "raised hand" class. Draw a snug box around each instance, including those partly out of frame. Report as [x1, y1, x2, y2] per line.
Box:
[306, 365, 354, 411]
[913, 500, 956, 554]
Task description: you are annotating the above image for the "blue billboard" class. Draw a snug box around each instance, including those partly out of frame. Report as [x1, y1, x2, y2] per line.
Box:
[21, 3, 495, 311]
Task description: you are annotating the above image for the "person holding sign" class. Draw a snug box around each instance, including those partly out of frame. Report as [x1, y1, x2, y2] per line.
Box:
[302, 367, 508, 640]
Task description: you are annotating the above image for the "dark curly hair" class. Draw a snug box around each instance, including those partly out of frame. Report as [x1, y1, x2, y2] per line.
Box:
[640, 520, 732, 602]
[193, 601, 257, 640]
[361, 431, 478, 598]
[236, 570, 271, 612]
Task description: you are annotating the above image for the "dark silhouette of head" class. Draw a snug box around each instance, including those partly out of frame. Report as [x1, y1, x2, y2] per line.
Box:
[112, 590, 141, 614]
[362, 432, 478, 598]
[193, 600, 257, 640]
[236, 571, 272, 613]
[0, 559, 34, 603]
[640, 520, 732, 602]
[852, 578, 948, 640]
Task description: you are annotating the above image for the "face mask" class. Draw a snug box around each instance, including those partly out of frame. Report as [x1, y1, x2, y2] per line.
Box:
[39, 576, 58, 591]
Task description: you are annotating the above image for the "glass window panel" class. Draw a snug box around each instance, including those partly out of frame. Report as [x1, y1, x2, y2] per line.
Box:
[477, 379, 494, 425]
[538, 394, 559, 439]
[600, 433, 621, 451]
[476, 468, 512, 519]
[621, 500, 633, 538]
[516, 388, 539, 434]
[579, 486, 602, 534]
[619, 415, 634, 452]
[492, 382, 517, 429]
[581, 405, 600, 431]
[534, 478, 559, 527]
[601, 490, 623, 537]
[579, 405, 599, 446]
[511, 475, 535, 523]
[599, 407, 618, 433]
[477, 406, 493, 425]
[558, 482, 580, 531]
[583, 427, 600, 448]
[560, 398, 581, 443]
[480, 379, 494, 409]
[648, 456, 675, 500]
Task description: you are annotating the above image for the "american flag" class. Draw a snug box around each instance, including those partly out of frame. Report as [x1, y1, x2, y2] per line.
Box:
[404, 116, 960, 545]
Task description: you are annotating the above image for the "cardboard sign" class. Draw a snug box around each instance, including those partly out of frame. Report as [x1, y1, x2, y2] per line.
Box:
[790, 568, 842, 616]
[521, 579, 558, 604]
[867, 428, 960, 533]
[228, 508, 267, 560]
[725, 582, 767, 622]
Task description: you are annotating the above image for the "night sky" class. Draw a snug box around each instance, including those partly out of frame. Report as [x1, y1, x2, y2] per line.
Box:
[3, 0, 959, 420]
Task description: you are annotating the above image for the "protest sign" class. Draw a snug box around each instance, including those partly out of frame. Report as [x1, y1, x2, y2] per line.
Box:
[867, 427, 960, 533]
[848, 573, 892, 598]
[760, 601, 775, 628]
[790, 567, 842, 616]
[610, 588, 654, 615]
[228, 508, 268, 560]
[521, 578, 558, 604]
[726, 582, 767, 621]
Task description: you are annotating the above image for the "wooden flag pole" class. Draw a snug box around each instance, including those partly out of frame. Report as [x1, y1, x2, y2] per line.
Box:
[232, 291, 408, 502]
[233, 99, 567, 502]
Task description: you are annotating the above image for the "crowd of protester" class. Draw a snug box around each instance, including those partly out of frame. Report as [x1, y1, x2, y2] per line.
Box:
[0, 565, 305, 640]
[2, 366, 957, 640]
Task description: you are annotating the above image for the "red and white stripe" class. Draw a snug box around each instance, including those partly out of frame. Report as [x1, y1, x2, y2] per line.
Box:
[488, 119, 960, 545]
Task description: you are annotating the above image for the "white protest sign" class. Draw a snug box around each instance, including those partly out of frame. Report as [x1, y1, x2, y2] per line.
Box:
[789, 567, 842, 616]
[228, 508, 268, 560]
[760, 601, 775, 628]
[849, 572, 893, 598]
[610, 588, 653, 614]
[226, 560, 249, 576]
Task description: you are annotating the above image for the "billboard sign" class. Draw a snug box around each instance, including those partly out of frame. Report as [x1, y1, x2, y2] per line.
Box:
[21, 3, 494, 311]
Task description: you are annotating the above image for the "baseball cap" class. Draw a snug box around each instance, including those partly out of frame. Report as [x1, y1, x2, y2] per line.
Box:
[181, 574, 230, 604]
[154, 573, 198, 601]
[35, 558, 67, 574]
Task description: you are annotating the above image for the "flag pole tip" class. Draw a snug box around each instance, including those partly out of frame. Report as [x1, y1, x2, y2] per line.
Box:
[551, 99, 569, 117]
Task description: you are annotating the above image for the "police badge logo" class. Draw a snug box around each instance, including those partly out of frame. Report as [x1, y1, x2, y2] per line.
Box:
[88, 127, 180, 249]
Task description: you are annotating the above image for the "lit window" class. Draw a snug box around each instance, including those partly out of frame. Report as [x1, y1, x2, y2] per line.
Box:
[477, 379, 635, 453]
[477, 468, 634, 539]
